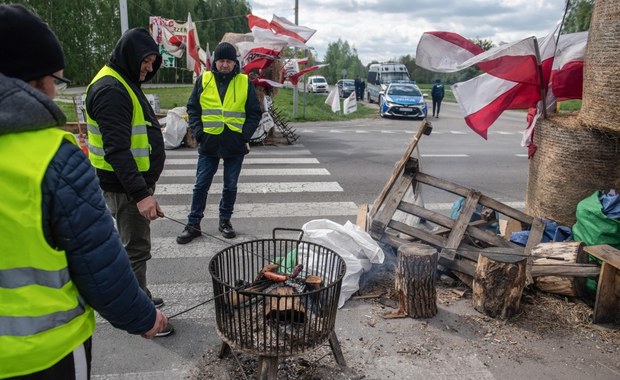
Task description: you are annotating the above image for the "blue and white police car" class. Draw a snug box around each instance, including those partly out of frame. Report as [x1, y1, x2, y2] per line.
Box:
[378, 82, 428, 119]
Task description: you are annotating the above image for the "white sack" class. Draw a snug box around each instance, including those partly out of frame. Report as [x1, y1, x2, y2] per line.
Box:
[162, 106, 188, 149]
[300, 219, 384, 308]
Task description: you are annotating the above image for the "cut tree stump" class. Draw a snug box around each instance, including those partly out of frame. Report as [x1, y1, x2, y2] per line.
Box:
[386, 243, 438, 319]
[473, 248, 527, 319]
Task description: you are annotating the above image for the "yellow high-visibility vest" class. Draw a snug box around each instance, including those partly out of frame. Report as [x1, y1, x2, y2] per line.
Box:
[85, 66, 151, 171]
[0, 128, 95, 378]
[200, 71, 248, 135]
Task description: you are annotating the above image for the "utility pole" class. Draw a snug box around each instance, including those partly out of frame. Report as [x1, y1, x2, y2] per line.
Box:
[293, 0, 299, 118]
[120, 0, 128, 35]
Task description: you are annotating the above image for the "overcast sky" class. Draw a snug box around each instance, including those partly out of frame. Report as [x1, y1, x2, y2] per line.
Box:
[247, 0, 567, 65]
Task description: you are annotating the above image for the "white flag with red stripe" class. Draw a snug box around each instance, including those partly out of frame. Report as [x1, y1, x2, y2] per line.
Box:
[186, 13, 203, 77]
[246, 14, 315, 48]
[270, 14, 316, 46]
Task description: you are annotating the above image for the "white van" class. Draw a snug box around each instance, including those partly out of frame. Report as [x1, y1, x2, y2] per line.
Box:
[307, 75, 328, 93]
[366, 63, 410, 103]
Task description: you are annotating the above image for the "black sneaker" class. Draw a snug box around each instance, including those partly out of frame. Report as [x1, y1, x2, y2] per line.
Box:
[219, 219, 236, 239]
[155, 322, 174, 338]
[176, 224, 201, 244]
[152, 297, 164, 308]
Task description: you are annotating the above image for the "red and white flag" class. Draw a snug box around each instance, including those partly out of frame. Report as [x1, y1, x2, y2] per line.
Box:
[417, 31, 541, 85]
[284, 62, 328, 85]
[246, 14, 315, 48]
[550, 31, 588, 100]
[186, 13, 203, 77]
[270, 14, 316, 46]
[236, 41, 285, 75]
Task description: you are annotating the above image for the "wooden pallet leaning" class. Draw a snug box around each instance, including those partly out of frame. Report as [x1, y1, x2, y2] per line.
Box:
[369, 156, 546, 284]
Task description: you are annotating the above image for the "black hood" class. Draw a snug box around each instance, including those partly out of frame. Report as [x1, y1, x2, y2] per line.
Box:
[108, 28, 161, 85]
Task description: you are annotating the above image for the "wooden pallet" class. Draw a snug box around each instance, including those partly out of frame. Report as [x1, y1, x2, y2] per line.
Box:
[369, 155, 545, 283]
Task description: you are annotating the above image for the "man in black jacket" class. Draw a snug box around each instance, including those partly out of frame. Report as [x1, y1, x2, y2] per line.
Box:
[0, 5, 168, 378]
[85, 28, 172, 336]
[176, 42, 261, 244]
[431, 78, 445, 118]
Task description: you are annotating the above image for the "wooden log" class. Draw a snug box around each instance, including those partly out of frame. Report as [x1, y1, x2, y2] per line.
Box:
[394, 243, 438, 318]
[531, 241, 587, 297]
[473, 249, 527, 319]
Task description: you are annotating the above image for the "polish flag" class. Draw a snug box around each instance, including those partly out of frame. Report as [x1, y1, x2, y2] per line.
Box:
[246, 14, 315, 48]
[270, 14, 316, 45]
[550, 31, 588, 100]
[236, 41, 284, 74]
[417, 31, 540, 85]
[186, 13, 203, 77]
[452, 74, 541, 139]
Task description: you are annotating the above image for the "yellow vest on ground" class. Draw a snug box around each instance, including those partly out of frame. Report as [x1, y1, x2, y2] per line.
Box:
[85, 66, 151, 171]
[200, 71, 248, 135]
[0, 128, 95, 378]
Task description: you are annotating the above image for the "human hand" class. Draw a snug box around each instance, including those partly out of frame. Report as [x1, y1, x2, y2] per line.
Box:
[141, 309, 168, 339]
[136, 195, 162, 220]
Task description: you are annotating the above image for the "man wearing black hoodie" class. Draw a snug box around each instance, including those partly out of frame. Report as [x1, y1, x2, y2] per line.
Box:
[85, 28, 172, 336]
[176, 42, 261, 244]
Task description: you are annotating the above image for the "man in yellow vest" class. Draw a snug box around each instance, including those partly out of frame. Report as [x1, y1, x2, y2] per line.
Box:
[85, 29, 173, 336]
[176, 42, 262, 244]
[0, 5, 168, 379]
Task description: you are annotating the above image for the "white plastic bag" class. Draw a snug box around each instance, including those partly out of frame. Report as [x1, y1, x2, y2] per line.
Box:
[301, 219, 384, 308]
[161, 106, 188, 149]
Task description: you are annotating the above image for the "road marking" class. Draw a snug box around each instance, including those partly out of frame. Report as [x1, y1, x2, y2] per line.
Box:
[161, 168, 331, 177]
[158, 201, 358, 221]
[421, 154, 469, 157]
[515, 154, 528, 157]
[380, 130, 397, 134]
[355, 130, 371, 133]
[157, 182, 344, 194]
[496, 131, 515, 135]
[450, 131, 467, 134]
[165, 157, 320, 165]
[329, 130, 345, 133]
[92, 368, 191, 380]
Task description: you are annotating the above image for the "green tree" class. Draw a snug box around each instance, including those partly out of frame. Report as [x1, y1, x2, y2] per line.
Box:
[321, 39, 365, 84]
[562, 0, 594, 33]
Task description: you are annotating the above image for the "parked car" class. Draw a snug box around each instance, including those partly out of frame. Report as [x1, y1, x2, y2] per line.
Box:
[307, 75, 328, 93]
[378, 82, 427, 119]
[336, 79, 356, 98]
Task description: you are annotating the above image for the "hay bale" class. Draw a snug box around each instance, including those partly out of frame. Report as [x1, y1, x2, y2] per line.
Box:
[578, 1, 620, 131]
[526, 114, 620, 226]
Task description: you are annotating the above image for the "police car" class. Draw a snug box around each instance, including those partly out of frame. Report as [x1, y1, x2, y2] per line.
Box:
[378, 82, 428, 119]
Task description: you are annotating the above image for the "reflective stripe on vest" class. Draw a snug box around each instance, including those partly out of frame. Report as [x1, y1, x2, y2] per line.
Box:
[200, 71, 248, 135]
[85, 66, 151, 171]
[0, 128, 95, 378]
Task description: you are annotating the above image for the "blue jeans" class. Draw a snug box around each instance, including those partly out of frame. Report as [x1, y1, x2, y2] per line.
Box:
[187, 154, 244, 225]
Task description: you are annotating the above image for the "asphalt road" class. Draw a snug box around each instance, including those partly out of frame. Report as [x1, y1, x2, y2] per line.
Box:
[90, 101, 534, 379]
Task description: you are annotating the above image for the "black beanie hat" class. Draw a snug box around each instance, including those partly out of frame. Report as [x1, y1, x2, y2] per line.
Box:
[0, 4, 64, 82]
[213, 42, 237, 62]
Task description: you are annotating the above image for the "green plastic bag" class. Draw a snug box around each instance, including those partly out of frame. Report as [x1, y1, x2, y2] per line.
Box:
[573, 191, 620, 249]
[572, 191, 620, 293]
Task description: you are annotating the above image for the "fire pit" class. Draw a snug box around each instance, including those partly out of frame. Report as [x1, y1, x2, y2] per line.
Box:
[209, 229, 347, 379]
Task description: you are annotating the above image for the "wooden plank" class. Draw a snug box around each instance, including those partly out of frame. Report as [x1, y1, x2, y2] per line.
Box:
[524, 217, 546, 284]
[584, 245, 620, 268]
[584, 245, 620, 324]
[413, 172, 534, 223]
[370, 173, 414, 239]
[388, 220, 447, 247]
[356, 203, 369, 232]
[441, 191, 481, 260]
[531, 264, 601, 277]
[369, 120, 430, 219]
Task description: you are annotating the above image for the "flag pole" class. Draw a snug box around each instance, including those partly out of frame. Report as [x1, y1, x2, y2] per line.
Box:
[533, 39, 547, 119]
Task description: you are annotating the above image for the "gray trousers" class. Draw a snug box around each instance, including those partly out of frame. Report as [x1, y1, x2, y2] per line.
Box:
[103, 190, 152, 298]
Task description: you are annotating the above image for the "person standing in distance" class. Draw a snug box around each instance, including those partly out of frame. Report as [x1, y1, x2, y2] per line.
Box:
[0, 5, 168, 378]
[176, 42, 261, 244]
[431, 78, 445, 118]
[85, 28, 173, 336]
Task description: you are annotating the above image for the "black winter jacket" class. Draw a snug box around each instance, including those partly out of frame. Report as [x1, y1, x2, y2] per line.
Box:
[0, 73, 155, 334]
[86, 28, 165, 202]
[187, 61, 262, 157]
